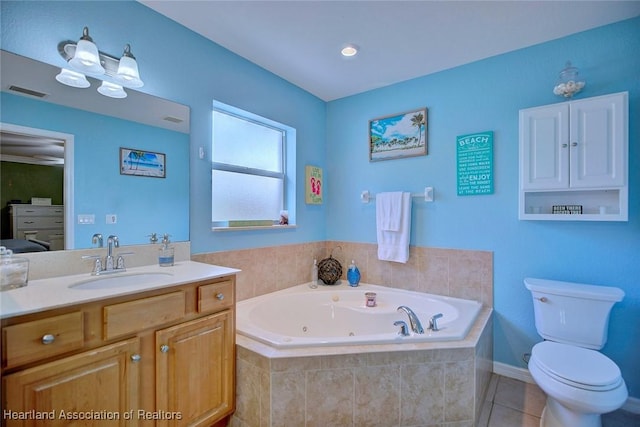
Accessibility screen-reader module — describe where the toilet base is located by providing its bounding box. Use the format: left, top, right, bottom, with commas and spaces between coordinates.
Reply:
541, 397, 602, 427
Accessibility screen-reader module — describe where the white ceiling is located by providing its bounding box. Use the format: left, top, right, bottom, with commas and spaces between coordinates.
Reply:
139, 0, 640, 101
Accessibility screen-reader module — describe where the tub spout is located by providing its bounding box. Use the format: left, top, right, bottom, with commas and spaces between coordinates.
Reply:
397, 306, 424, 334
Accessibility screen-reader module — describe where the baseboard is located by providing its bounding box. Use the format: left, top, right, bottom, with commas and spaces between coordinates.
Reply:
493, 361, 640, 414
493, 361, 535, 384
623, 396, 640, 414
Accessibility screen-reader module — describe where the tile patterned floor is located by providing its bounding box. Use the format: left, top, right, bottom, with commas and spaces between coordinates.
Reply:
479, 374, 640, 427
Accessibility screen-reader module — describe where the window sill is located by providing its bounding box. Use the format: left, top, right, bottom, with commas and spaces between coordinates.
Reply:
212, 224, 297, 232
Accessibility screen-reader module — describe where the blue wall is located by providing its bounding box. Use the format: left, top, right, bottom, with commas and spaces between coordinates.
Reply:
3, 1, 639, 398
326, 17, 640, 397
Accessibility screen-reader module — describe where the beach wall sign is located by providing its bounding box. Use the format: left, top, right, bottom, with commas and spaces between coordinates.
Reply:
456, 131, 493, 196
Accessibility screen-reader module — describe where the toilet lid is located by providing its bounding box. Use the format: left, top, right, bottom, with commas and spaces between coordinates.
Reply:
531, 341, 622, 391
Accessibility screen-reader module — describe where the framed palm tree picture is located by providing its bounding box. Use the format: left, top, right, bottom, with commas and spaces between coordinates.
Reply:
120, 147, 166, 178
369, 108, 427, 161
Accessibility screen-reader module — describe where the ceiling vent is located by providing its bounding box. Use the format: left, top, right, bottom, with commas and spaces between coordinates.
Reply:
163, 116, 183, 124
9, 85, 48, 98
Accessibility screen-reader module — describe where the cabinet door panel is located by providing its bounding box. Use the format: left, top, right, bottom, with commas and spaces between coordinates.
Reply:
570, 93, 626, 188
3, 338, 140, 427
520, 103, 569, 189
156, 311, 234, 427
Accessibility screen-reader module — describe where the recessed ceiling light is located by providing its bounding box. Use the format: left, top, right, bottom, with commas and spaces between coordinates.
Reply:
341, 44, 358, 57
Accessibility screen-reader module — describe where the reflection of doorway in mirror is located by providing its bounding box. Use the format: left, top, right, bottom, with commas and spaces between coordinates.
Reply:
0, 123, 74, 250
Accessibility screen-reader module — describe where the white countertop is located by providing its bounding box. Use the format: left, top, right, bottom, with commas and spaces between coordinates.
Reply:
0, 261, 240, 319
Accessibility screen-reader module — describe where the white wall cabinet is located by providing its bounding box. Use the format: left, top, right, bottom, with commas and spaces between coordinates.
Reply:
519, 92, 628, 221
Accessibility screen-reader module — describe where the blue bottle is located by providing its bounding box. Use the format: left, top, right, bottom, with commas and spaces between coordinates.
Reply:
347, 260, 361, 287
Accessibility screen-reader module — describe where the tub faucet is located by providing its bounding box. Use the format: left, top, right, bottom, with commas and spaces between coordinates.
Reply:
397, 306, 424, 334
429, 313, 444, 331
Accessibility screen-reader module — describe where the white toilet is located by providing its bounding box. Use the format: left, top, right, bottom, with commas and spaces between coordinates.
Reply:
524, 277, 628, 427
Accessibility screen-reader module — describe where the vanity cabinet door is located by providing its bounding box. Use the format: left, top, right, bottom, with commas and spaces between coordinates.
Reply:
3, 337, 140, 427
155, 310, 235, 427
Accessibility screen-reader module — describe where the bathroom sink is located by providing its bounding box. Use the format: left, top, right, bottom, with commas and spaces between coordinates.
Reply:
69, 272, 173, 290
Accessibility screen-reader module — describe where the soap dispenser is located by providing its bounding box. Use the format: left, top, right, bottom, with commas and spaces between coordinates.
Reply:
158, 234, 174, 267
347, 260, 360, 287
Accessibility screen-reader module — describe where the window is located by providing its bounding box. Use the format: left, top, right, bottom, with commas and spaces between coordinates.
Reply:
211, 102, 295, 228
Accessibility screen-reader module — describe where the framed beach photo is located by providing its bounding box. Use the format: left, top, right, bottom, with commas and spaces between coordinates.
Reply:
120, 147, 166, 178
369, 108, 427, 161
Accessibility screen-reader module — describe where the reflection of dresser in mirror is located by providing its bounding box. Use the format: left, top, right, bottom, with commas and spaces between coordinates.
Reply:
9, 204, 64, 250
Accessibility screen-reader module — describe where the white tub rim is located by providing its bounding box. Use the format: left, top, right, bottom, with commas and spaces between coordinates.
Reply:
236, 282, 491, 358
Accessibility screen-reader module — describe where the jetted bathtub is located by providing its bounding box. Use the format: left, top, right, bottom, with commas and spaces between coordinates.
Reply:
236, 282, 482, 348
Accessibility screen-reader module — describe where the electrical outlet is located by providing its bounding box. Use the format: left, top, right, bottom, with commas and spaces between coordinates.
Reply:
77, 214, 95, 224
106, 214, 117, 224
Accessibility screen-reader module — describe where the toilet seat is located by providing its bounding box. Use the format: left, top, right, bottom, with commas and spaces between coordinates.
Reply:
531, 341, 622, 391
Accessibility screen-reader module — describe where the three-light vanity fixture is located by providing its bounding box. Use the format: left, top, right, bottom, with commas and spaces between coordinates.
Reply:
56, 26, 144, 99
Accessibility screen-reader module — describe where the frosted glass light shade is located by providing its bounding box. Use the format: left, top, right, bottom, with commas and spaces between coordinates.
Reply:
97, 81, 127, 98
55, 68, 90, 88
69, 38, 105, 75
114, 54, 143, 88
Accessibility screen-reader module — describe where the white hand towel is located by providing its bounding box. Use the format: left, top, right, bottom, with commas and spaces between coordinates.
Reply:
376, 192, 411, 263
377, 191, 403, 231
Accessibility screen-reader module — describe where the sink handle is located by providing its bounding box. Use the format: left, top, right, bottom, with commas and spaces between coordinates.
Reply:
116, 252, 134, 269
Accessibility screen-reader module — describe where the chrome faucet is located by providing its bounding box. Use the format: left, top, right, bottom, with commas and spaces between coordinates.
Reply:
105, 235, 119, 271
429, 313, 444, 331
397, 306, 424, 334
82, 234, 131, 275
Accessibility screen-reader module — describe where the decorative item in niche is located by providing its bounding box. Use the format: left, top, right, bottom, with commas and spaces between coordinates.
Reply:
369, 108, 427, 161
305, 165, 323, 204
120, 147, 166, 178
456, 131, 494, 196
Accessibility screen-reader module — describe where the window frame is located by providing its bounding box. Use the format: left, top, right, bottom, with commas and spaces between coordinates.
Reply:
211, 101, 295, 230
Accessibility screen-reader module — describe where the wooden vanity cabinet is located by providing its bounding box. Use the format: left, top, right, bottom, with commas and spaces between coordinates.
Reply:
1, 275, 236, 427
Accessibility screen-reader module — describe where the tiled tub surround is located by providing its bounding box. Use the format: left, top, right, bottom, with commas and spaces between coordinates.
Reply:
194, 242, 493, 426
192, 241, 493, 306
232, 309, 492, 427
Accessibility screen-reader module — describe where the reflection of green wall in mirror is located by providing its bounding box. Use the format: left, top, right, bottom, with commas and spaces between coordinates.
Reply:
0, 162, 64, 208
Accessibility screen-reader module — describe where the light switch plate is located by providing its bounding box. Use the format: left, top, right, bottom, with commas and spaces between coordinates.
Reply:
78, 214, 95, 224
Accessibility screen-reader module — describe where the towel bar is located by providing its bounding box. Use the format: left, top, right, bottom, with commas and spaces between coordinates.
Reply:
361, 187, 434, 203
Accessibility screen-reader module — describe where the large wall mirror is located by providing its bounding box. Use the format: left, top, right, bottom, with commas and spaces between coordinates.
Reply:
0, 50, 190, 251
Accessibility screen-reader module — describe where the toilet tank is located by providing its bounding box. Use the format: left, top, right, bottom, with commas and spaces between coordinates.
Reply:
524, 278, 624, 350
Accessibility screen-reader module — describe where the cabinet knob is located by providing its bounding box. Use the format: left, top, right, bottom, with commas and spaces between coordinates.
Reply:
571, 142, 578, 147
160, 344, 170, 353
130, 354, 142, 363
562, 143, 568, 148
535, 297, 548, 303
216, 293, 225, 301
41, 334, 55, 345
